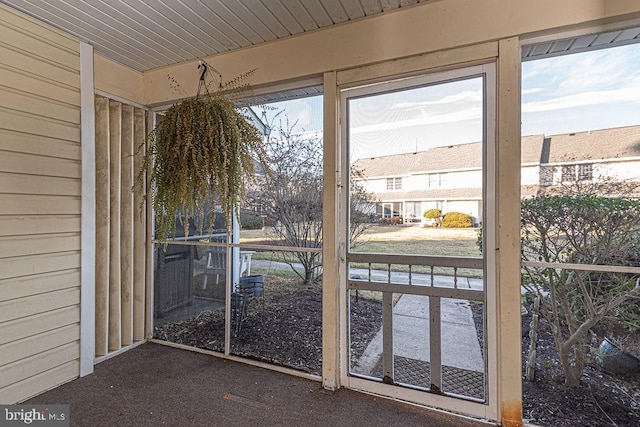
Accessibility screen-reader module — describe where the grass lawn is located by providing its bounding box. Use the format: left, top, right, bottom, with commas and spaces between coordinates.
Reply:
353, 225, 481, 257
241, 224, 480, 255
240, 224, 482, 276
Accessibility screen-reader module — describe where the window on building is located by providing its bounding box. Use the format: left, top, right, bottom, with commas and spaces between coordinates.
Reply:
561, 165, 576, 182
405, 201, 421, 219
578, 164, 593, 181
540, 166, 554, 186
428, 173, 447, 188
386, 177, 402, 190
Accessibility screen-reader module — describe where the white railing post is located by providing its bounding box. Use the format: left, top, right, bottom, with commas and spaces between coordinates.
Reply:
382, 291, 394, 384
429, 296, 442, 393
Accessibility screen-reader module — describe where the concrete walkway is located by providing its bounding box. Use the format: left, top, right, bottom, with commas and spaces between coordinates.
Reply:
354, 295, 484, 376
252, 259, 485, 377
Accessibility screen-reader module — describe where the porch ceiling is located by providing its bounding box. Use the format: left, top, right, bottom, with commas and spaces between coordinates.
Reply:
522, 26, 640, 61
0, 0, 430, 73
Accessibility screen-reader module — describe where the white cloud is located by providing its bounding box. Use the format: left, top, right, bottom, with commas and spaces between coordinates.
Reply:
523, 44, 640, 102
522, 85, 640, 113
522, 88, 544, 95
350, 107, 481, 134
390, 90, 482, 110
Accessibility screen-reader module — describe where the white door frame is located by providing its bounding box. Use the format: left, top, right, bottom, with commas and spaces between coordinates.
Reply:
338, 64, 498, 420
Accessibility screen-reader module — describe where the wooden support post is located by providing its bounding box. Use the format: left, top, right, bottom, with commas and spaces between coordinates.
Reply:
133, 109, 146, 341
94, 96, 109, 357
144, 112, 154, 339
496, 37, 523, 427
120, 105, 134, 347
322, 70, 341, 391
108, 100, 122, 352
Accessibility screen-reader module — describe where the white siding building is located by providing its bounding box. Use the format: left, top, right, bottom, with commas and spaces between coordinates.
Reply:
354, 126, 640, 225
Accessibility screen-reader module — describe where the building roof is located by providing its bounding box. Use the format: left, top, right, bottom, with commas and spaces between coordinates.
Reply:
355, 125, 640, 178
373, 187, 483, 201
522, 126, 640, 165
354, 142, 482, 177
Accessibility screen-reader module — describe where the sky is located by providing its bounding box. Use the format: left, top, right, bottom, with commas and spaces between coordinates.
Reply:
260, 43, 640, 161
521, 43, 640, 137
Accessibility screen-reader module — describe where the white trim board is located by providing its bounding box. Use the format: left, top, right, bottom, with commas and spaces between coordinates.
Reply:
80, 41, 96, 377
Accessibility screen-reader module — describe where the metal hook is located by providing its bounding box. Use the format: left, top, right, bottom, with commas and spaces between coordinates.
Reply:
198, 60, 208, 81
196, 59, 223, 96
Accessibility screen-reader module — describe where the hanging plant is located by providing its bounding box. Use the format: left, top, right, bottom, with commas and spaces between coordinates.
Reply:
135, 65, 270, 243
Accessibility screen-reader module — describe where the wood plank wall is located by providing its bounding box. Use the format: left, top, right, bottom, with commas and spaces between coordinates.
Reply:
0, 6, 81, 403
94, 95, 147, 357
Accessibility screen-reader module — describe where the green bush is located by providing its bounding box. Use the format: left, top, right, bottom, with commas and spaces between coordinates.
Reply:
423, 208, 442, 219
239, 211, 263, 230
521, 194, 640, 386
442, 211, 472, 228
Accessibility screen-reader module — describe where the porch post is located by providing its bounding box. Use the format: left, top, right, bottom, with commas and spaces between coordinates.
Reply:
322, 70, 341, 390
80, 41, 96, 376
496, 37, 523, 427
232, 211, 241, 292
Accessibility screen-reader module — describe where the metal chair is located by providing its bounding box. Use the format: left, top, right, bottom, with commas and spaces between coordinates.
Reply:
201, 244, 226, 290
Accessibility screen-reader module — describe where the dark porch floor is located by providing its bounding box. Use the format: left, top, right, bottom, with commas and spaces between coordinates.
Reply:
27, 343, 491, 426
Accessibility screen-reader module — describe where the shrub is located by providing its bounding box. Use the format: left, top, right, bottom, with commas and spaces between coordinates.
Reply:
380, 216, 403, 225
521, 194, 640, 386
239, 211, 263, 230
423, 208, 442, 219
442, 211, 472, 228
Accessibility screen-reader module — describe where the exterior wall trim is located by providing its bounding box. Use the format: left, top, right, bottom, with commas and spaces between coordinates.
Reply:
80, 41, 96, 377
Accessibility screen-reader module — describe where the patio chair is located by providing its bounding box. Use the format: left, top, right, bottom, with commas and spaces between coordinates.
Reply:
202, 245, 226, 290
201, 245, 255, 290
231, 276, 262, 333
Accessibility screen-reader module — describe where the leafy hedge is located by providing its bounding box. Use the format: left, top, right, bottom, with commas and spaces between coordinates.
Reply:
239, 211, 263, 230
520, 194, 640, 386
442, 211, 472, 228
423, 208, 442, 219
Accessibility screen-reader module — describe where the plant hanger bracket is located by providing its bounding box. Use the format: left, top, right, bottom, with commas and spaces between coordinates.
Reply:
197, 60, 223, 97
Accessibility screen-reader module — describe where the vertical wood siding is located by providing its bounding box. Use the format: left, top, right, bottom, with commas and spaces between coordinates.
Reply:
0, 6, 81, 404
94, 95, 147, 358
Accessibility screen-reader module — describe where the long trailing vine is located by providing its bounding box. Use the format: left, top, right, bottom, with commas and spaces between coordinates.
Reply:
135, 67, 270, 243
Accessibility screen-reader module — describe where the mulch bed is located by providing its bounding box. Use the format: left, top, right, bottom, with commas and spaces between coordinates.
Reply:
470, 300, 640, 426
154, 276, 382, 376
156, 279, 640, 426
520, 303, 640, 427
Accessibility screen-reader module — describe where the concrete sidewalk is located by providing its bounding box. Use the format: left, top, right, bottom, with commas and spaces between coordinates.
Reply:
354, 294, 484, 375
253, 258, 485, 380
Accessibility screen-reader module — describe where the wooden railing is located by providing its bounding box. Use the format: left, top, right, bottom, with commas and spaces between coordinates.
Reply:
347, 252, 485, 400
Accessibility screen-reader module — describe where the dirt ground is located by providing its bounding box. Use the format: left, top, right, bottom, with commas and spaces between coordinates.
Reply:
155, 276, 640, 426
519, 301, 640, 427
154, 276, 381, 376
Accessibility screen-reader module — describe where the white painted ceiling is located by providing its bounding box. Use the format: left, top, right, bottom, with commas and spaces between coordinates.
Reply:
0, 0, 430, 73
2, 0, 638, 82
522, 27, 640, 61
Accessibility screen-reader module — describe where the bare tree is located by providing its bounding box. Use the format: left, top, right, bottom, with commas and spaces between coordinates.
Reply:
350, 166, 377, 249
521, 192, 640, 386
246, 118, 322, 285
248, 117, 375, 285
